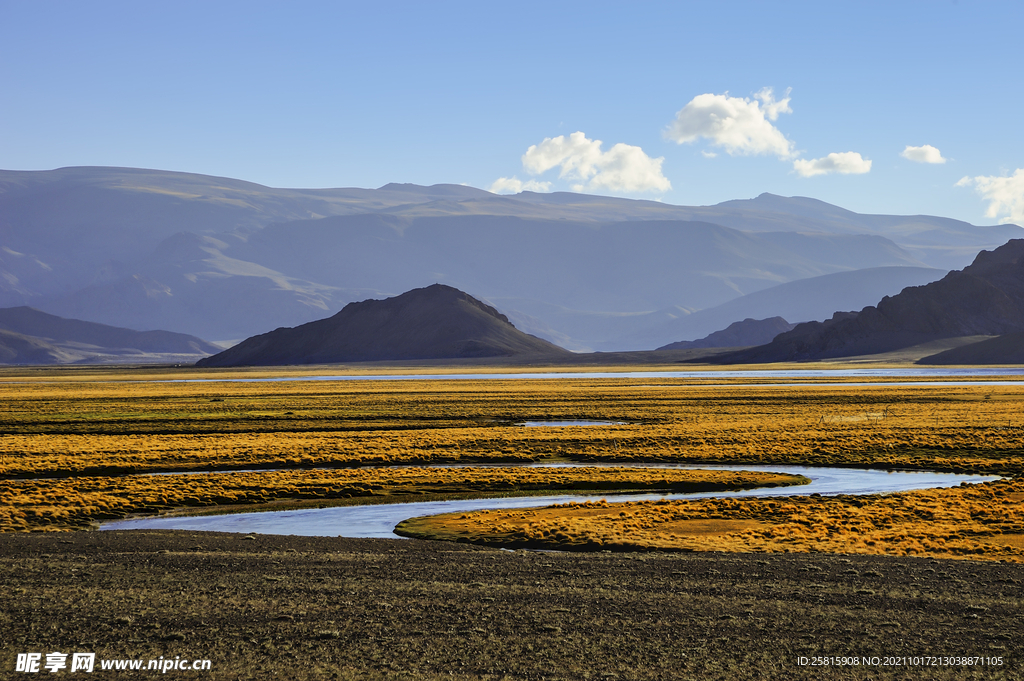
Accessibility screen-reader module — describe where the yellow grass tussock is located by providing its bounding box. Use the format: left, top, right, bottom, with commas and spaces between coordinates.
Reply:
398, 478, 1024, 562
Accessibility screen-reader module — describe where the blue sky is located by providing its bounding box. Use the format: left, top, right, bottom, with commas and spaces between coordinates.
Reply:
2, 1, 1022, 224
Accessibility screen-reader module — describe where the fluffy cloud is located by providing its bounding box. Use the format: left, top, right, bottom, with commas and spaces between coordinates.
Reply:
901, 144, 946, 164
510, 131, 670, 193
665, 87, 795, 158
488, 177, 552, 194
957, 169, 1024, 224
793, 152, 872, 178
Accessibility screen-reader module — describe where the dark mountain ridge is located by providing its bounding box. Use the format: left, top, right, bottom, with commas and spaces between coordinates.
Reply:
0, 329, 79, 365
197, 284, 570, 367
713, 239, 1024, 363
608, 266, 947, 352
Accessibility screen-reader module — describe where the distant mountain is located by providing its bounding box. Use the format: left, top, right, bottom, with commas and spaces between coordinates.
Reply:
0, 306, 220, 364
669, 193, 1022, 270
712, 240, 1024, 363
231, 213, 920, 323
0, 329, 79, 364
2, 167, 1018, 349
34, 213, 925, 344
197, 284, 570, 367
658, 317, 795, 350
607, 266, 948, 351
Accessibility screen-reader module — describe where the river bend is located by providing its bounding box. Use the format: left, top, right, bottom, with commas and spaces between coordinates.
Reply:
101, 463, 999, 539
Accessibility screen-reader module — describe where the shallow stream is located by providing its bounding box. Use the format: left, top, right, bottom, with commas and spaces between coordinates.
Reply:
101, 463, 999, 539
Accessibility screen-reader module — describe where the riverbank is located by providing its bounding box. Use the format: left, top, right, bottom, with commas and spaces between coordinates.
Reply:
396, 477, 1024, 561
0, 467, 808, 532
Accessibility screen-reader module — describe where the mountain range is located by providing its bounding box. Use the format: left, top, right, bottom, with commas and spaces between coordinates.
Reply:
611, 265, 947, 351
0, 306, 220, 364
2, 166, 1019, 351
711, 240, 1024, 363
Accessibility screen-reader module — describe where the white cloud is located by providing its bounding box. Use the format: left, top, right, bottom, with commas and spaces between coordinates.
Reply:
701, 150, 718, 159
582, 142, 672, 193
522, 131, 603, 179
516, 131, 670, 193
665, 87, 795, 158
956, 169, 1024, 224
901, 144, 946, 164
793, 152, 872, 178
488, 176, 552, 194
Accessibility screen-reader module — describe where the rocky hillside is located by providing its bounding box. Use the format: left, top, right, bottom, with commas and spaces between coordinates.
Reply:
712, 240, 1024, 362
197, 285, 570, 366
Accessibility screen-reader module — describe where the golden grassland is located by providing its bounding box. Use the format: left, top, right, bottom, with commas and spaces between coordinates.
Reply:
2, 364, 1024, 561
397, 478, 1024, 562
0, 467, 805, 531
3, 373, 1024, 477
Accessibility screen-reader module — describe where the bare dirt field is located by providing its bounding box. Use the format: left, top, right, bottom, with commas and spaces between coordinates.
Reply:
1, 531, 1019, 680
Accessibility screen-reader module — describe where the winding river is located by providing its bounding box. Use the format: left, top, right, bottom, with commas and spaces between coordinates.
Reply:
101, 463, 999, 539
101, 368, 1015, 539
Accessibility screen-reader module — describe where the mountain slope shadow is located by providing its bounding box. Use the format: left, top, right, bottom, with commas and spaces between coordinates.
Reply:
706, 239, 1024, 363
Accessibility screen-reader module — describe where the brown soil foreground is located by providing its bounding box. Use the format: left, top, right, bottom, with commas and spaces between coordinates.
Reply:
1, 531, 1019, 680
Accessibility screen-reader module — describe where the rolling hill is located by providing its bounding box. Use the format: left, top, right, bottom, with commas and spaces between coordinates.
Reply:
196, 284, 570, 367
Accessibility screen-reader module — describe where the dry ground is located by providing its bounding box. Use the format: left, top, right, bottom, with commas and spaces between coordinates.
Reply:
1, 531, 1019, 680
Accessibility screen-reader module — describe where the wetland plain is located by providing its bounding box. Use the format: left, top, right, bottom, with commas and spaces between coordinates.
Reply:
2, 363, 1022, 678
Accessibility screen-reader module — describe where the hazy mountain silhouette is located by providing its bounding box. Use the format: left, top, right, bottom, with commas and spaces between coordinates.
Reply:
0, 330, 79, 364
606, 266, 947, 352
228, 214, 921, 333
658, 317, 795, 350
711, 240, 1024, 363
197, 284, 570, 367
3, 167, 1019, 349
0, 306, 219, 364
